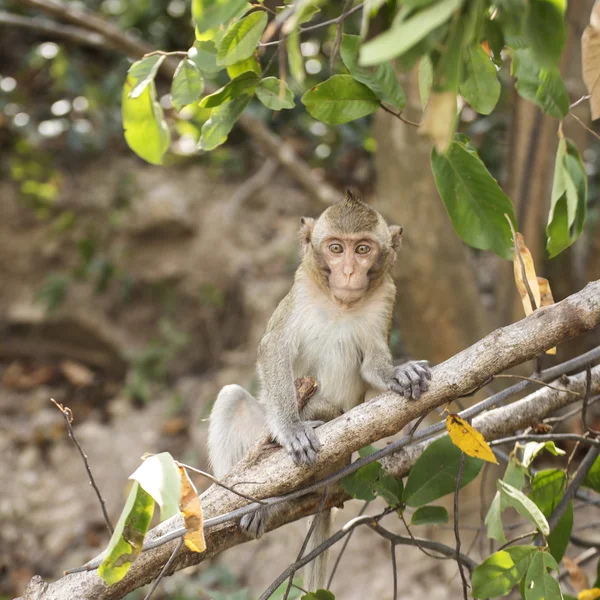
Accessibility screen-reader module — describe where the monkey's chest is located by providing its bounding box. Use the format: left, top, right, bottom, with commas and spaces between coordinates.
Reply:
293, 322, 367, 414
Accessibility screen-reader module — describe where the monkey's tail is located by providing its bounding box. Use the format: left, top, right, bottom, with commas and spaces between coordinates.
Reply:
304, 508, 333, 592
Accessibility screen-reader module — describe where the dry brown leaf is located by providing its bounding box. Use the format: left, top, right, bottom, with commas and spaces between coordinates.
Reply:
538, 277, 556, 354
563, 556, 589, 593
418, 91, 457, 153
582, 2, 600, 120
513, 232, 542, 315
60, 359, 94, 387
178, 466, 206, 553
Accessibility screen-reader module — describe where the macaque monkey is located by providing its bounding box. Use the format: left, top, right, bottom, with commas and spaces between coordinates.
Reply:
208, 191, 431, 590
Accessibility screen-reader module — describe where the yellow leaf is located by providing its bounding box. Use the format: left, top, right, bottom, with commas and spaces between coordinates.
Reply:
445, 414, 498, 464
579, 589, 600, 600
179, 466, 206, 553
538, 277, 556, 355
513, 232, 542, 315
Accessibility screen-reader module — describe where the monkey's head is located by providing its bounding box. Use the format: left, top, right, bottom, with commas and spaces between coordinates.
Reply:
299, 191, 402, 305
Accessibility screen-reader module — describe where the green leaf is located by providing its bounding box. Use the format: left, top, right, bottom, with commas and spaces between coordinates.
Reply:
360, 0, 463, 66
98, 481, 154, 584
192, 0, 248, 34
373, 470, 403, 507
199, 71, 259, 108
171, 59, 204, 111
217, 11, 268, 67
410, 506, 449, 525
485, 493, 506, 542
497, 480, 550, 535
199, 95, 250, 150
340, 34, 405, 110
122, 76, 170, 166
586, 455, 600, 494
341, 461, 382, 501
287, 28, 305, 85
128, 55, 166, 99
547, 138, 588, 257
511, 49, 568, 119
521, 441, 566, 468
524, 0, 566, 68
524, 550, 562, 600
403, 436, 483, 507
129, 452, 181, 521
594, 556, 600, 588
430, 138, 516, 260
189, 40, 222, 74
460, 43, 501, 115
227, 55, 260, 78
301, 75, 380, 125
548, 502, 572, 563
472, 546, 537, 599
358, 445, 379, 457
419, 55, 433, 107
302, 590, 335, 600
256, 77, 295, 110
503, 461, 528, 490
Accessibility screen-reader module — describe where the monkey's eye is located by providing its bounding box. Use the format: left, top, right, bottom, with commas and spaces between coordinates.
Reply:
329, 243, 343, 254
356, 244, 371, 255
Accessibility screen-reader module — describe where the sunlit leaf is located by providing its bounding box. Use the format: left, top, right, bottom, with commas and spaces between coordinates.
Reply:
189, 40, 222, 74
227, 55, 261, 78
579, 590, 600, 600
130, 452, 181, 521
472, 546, 537, 599
199, 95, 250, 150
128, 55, 166, 99
301, 590, 335, 600
192, 0, 248, 34
301, 75, 380, 124
122, 76, 170, 165
217, 11, 268, 67
256, 77, 295, 110
199, 71, 259, 108
360, 0, 462, 66
521, 441, 565, 468
98, 481, 154, 584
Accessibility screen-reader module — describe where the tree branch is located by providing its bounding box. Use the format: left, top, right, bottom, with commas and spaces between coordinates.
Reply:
18, 280, 600, 600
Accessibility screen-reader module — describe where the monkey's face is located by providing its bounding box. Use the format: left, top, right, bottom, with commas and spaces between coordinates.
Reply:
319, 235, 381, 304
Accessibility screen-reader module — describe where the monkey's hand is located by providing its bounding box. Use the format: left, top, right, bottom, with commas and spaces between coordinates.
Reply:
389, 360, 432, 400
275, 420, 322, 465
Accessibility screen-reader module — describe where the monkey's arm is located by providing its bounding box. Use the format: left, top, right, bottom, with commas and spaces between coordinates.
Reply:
257, 299, 321, 465
361, 340, 431, 400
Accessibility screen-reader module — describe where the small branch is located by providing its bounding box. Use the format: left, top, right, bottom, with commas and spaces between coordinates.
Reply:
177, 462, 268, 505
257, 514, 375, 600
490, 433, 600, 450
570, 94, 591, 109
379, 103, 421, 128
368, 524, 477, 573
142, 50, 187, 58
327, 501, 370, 588
51, 399, 113, 535
390, 541, 398, 600
329, 0, 353, 74
497, 530, 536, 551
454, 453, 469, 600
398, 511, 445, 560
493, 373, 582, 397
142, 538, 184, 600
568, 112, 600, 142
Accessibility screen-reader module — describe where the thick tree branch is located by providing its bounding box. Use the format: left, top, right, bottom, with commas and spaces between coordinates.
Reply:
7, 0, 340, 206
18, 280, 600, 599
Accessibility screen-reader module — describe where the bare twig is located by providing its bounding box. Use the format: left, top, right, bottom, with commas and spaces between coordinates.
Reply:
568, 111, 600, 142
493, 373, 582, 397
490, 433, 600, 450
390, 541, 398, 600
368, 523, 477, 572
327, 501, 370, 588
176, 462, 267, 505
570, 94, 591, 109
398, 511, 445, 560
281, 489, 328, 600
497, 530, 536, 551
329, 0, 353, 74
142, 538, 184, 600
379, 103, 421, 128
454, 453, 469, 600
51, 399, 113, 535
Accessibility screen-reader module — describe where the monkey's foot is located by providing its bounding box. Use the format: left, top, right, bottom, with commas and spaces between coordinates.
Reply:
240, 508, 267, 539
277, 420, 322, 465
389, 360, 432, 400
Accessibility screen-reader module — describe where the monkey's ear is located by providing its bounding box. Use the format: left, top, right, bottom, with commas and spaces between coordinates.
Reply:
389, 225, 403, 261
299, 217, 314, 256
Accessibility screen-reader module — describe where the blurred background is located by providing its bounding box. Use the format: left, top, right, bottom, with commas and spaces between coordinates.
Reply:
1, 1, 600, 599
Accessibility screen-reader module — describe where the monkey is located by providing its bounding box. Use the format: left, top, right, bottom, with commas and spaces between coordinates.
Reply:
208, 191, 431, 591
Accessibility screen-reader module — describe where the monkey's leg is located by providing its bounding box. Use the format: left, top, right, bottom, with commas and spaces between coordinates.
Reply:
208, 384, 265, 479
